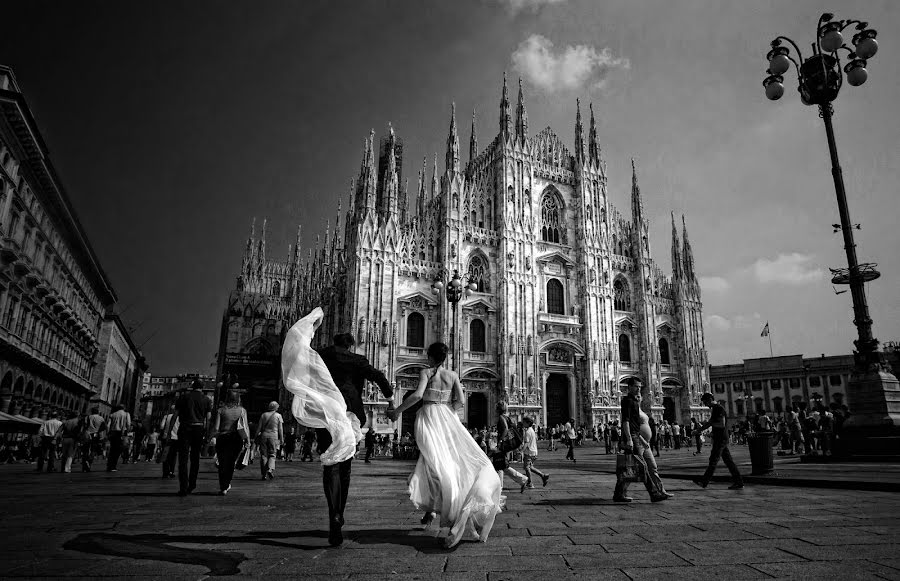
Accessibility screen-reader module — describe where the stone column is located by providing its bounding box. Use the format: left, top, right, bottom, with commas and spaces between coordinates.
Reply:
0, 393, 11, 415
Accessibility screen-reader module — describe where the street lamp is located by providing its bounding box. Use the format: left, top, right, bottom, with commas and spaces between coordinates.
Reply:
763, 13, 899, 450
431, 269, 478, 372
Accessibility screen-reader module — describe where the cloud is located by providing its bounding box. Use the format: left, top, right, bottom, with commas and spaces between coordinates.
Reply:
511, 34, 630, 93
496, 0, 567, 14
751, 252, 823, 285
699, 276, 730, 292
705, 315, 732, 332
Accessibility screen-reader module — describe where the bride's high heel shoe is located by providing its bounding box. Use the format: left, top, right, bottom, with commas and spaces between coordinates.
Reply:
421, 511, 436, 526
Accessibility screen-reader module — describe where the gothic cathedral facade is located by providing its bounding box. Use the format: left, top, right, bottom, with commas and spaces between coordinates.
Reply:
219, 76, 710, 431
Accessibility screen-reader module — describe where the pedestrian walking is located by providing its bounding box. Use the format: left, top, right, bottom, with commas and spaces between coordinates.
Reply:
492, 400, 529, 492
105, 404, 131, 472
59, 411, 83, 473
81, 407, 105, 472
649, 416, 660, 457
282, 312, 395, 547
283, 427, 297, 462
175, 380, 211, 496
613, 379, 673, 503
520, 416, 549, 492
364, 428, 375, 463
564, 418, 577, 463
212, 389, 250, 495
693, 392, 744, 490
35, 412, 62, 472
143, 429, 159, 462
300, 429, 315, 462
690, 417, 703, 456
255, 402, 284, 480
159, 405, 179, 478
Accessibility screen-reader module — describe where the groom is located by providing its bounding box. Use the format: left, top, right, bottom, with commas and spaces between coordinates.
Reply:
317, 332, 393, 546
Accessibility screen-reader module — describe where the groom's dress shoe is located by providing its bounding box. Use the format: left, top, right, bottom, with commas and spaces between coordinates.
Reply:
328, 516, 343, 546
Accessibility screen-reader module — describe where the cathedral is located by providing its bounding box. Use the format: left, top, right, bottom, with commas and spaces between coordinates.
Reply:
217, 75, 710, 433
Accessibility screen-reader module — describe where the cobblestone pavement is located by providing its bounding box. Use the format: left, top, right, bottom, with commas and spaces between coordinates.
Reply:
2, 444, 899, 580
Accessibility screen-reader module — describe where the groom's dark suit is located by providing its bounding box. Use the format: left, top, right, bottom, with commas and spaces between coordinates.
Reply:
316, 344, 393, 545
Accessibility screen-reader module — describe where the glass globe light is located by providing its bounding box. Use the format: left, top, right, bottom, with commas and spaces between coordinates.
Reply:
769, 53, 791, 75
434, 281, 443, 290
846, 64, 868, 86
855, 36, 878, 59
451, 278, 461, 288
468, 282, 478, 291
763, 76, 784, 100
820, 28, 844, 52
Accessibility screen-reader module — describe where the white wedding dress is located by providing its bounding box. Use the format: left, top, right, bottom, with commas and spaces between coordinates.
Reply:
406, 373, 502, 548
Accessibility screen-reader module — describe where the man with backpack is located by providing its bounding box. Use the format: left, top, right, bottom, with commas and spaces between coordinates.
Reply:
492, 400, 528, 491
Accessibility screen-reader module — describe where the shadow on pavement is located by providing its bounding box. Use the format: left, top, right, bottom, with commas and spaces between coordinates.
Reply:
348, 528, 449, 553
63, 529, 334, 576
533, 498, 624, 506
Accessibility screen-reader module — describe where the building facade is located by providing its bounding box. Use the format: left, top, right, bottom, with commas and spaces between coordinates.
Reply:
91, 312, 147, 417
710, 349, 900, 424
0, 65, 121, 420
219, 77, 710, 432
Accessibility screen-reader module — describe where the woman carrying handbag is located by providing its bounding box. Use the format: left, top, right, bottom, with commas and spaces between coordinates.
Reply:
212, 390, 250, 495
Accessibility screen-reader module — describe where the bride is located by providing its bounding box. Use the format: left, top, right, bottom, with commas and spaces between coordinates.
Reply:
387, 342, 502, 548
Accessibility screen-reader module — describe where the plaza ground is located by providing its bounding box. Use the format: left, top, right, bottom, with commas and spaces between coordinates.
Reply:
1, 442, 899, 580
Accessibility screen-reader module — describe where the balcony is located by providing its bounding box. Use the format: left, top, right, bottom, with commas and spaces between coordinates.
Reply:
0, 237, 20, 265
463, 351, 495, 363
398, 346, 425, 358
538, 312, 580, 325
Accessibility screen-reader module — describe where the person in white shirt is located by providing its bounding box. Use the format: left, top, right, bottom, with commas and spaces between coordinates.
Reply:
35, 412, 63, 472
520, 416, 550, 493
158, 405, 179, 478
106, 404, 132, 472
564, 418, 577, 462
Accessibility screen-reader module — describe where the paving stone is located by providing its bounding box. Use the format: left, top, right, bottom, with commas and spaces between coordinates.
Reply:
564, 551, 689, 569
446, 554, 567, 571
751, 560, 894, 579
623, 564, 770, 580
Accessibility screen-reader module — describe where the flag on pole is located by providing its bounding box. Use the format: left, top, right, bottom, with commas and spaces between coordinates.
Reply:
761, 322, 770, 337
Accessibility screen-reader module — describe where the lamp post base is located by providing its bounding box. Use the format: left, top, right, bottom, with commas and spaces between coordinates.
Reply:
837, 367, 900, 457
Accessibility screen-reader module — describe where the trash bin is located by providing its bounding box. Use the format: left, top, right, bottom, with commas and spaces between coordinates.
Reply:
747, 431, 775, 475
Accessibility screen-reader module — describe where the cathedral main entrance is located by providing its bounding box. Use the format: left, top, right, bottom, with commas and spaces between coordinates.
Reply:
663, 395, 676, 424
546, 373, 569, 427
467, 392, 488, 429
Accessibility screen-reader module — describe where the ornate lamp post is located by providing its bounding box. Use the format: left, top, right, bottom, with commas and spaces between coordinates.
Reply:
763, 13, 899, 452
431, 269, 477, 373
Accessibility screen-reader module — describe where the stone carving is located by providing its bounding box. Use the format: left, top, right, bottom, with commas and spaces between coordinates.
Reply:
451, 242, 457, 258
507, 252, 514, 268
526, 335, 533, 355
548, 347, 571, 363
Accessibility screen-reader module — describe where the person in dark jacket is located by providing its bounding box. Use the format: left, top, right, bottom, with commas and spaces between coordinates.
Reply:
693, 392, 744, 490
316, 332, 393, 546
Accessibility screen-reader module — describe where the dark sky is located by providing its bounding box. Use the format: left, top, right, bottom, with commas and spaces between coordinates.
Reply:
2, 0, 898, 374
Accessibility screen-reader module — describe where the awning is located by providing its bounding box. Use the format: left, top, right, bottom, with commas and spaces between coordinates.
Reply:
0, 411, 41, 434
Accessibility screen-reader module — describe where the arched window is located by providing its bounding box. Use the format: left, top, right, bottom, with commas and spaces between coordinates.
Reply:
541, 194, 562, 243
658, 338, 670, 365
406, 312, 425, 348
468, 255, 489, 292
272, 281, 280, 296
613, 279, 631, 311
618, 334, 631, 362
546, 279, 564, 314
470, 319, 486, 353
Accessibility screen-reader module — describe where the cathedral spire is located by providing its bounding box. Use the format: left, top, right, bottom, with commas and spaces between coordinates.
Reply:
417, 156, 427, 219
469, 107, 477, 163
682, 215, 696, 282
574, 98, 585, 165
515, 77, 528, 146
500, 71, 511, 143
346, 178, 355, 220
588, 102, 600, 166
400, 178, 409, 223
246, 217, 256, 254
258, 218, 267, 261
358, 129, 377, 212
293, 224, 302, 266
431, 153, 438, 199
630, 159, 644, 226
382, 122, 399, 216
671, 212, 683, 280
446, 102, 460, 174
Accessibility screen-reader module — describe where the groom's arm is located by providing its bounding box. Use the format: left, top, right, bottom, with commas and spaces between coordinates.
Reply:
361, 360, 393, 398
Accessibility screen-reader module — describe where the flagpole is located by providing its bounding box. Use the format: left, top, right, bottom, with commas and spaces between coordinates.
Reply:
768, 330, 774, 358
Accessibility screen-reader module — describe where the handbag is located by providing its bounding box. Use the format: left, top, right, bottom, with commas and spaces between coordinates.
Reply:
615, 452, 648, 483
491, 451, 509, 471
235, 445, 251, 470
499, 415, 523, 453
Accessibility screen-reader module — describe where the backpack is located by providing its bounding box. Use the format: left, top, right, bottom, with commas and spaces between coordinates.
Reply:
499, 415, 523, 453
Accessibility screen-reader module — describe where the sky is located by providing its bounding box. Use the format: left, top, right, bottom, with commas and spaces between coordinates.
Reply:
1, 0, 898, 374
